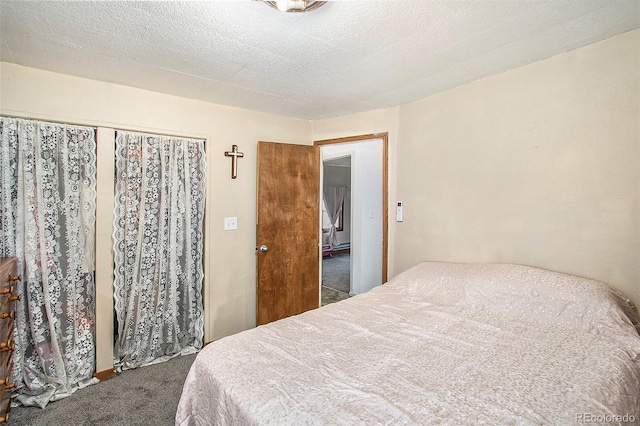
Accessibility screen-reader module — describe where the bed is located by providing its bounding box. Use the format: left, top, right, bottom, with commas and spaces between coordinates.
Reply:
175, 262, 640, 425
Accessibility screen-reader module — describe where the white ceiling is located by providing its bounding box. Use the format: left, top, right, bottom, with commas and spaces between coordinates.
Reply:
1, 1, 638, 120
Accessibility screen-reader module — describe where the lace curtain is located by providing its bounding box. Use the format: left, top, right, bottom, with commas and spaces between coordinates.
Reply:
0, 117, 97, 408
113, 131, 205, 371
323, 187, 345, 248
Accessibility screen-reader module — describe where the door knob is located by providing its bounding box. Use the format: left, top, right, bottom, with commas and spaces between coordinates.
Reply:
259, 245, 268, 252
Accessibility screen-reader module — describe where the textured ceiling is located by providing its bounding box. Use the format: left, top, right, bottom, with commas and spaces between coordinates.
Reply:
1, 1, 638, 120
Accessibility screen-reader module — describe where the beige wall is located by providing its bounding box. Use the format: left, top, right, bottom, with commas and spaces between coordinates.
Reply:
0, 63, 312, 371
394, 29, 639, 307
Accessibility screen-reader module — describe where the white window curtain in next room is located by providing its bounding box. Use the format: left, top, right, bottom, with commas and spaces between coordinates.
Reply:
0, 117, 97, 408
323, 187, 345, 248
113, 131, 206, 371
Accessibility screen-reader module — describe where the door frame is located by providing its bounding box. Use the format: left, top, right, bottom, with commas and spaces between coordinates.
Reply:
314, 132, 388, 283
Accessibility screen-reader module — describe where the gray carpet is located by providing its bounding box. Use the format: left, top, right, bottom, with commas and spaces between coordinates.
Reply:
322, 252, 350, 293
321, 252, 351, 306
321, 286, 350, 306
8, 353, 196, 425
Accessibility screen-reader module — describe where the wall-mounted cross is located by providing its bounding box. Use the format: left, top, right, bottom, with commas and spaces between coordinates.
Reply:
224, 144, 244, 179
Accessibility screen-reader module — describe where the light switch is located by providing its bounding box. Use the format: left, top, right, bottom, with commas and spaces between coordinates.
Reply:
224, 217, 238, 230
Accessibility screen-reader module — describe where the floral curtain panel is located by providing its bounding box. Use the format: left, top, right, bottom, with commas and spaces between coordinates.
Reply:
113, 131, 206, 371
0, 117, 97, 408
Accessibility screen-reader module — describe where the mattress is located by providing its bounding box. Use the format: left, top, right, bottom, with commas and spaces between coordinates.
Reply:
176, 262, 640, 425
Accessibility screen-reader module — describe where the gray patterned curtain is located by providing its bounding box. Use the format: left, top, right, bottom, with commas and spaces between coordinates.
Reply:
0, 116, 97, 408
113, 131, 205, 371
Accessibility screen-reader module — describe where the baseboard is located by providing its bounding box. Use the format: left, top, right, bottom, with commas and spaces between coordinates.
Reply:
332, 248, 350, 255
93, 347, 204, 382
93, 367, 116, 381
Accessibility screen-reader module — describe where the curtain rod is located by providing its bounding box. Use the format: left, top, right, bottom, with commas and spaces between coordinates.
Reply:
0, 113, 208, 143
1, 113, 95, 130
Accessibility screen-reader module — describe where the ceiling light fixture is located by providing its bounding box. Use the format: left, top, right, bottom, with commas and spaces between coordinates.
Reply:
263, 0, 326, 12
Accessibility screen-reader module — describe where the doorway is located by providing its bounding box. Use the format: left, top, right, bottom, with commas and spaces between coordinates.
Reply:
321, 156, 352, 306
315, 133, 388, 305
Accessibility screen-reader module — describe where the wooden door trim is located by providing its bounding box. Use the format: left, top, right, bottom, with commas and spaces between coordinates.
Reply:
314, 133, 389, 282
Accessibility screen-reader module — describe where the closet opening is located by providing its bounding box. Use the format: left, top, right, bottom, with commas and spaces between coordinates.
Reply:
111, 130, 206, 371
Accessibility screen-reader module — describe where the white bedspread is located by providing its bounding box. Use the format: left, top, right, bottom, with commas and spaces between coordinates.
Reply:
176, 263, 640, 425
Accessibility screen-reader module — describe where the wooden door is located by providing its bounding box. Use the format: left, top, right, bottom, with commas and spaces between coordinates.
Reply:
256, 141, 320, 325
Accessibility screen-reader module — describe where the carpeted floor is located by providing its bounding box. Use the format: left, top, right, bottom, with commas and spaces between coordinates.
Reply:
321, 286, 350, 306
321, 252, 351, 306
322, 252, 350, 293
8, 353, 196, 425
